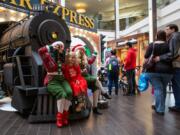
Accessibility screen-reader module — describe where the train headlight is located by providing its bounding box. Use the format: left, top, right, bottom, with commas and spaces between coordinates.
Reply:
51, 32, 58, 39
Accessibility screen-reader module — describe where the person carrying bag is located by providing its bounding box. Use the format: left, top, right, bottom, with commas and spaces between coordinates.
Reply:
138, 43, 155, 92
140, 30, 173, 115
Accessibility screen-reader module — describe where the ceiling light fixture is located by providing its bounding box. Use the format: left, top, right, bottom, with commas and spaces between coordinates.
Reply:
76, 8, 86, 13
75, 3, 87, 14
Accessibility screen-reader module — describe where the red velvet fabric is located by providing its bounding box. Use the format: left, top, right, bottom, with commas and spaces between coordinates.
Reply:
62, 64, 87, 96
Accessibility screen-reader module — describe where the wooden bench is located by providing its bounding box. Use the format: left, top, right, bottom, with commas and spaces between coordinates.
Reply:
12, 86, 91, 123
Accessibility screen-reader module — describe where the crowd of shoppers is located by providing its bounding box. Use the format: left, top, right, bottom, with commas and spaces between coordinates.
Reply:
103, 23, 180, 115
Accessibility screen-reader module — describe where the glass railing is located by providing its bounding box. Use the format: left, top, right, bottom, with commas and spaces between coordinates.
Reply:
126, 15, 148, 28
98, 14, 148, 31
97, 0, 177, 31
157, 0, 176, 9
98, 20, 115, 31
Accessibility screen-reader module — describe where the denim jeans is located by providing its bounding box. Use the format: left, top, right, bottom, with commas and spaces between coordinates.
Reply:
108, 73, 119, 95
126, 69, 136, 94
172, 68, 180, 108
146, 73, 173, 112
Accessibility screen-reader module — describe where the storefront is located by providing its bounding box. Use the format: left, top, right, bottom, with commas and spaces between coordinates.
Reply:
107, 33, 149, 79
107, 33, 149, 67
0, 0, 101, 67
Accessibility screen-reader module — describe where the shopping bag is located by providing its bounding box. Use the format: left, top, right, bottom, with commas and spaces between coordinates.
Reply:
138, 73, 149, 92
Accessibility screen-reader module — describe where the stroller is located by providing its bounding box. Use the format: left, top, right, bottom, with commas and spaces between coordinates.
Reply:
119, 64, 128, 95
97, 67, 109, 109
119, 65, 141, 95
97, 67, 108, 87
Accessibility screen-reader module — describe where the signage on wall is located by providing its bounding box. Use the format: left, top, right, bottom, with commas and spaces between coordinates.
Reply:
0, 0, 96, 32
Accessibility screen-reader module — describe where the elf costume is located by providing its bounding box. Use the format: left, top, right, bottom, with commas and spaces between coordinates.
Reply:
38, 41, 72, 128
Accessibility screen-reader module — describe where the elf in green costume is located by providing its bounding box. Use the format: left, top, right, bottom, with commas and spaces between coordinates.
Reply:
38, 41, 72, 128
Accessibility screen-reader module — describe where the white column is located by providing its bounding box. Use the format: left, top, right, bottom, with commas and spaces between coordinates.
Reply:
114, 0, 120, 39
148, 0, 157, 42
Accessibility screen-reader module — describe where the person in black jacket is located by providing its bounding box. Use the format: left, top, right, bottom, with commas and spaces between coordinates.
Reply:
145, 30, 173, 115
154, 24, 180, 112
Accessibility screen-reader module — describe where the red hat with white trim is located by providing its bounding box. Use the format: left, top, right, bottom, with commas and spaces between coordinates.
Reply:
71, 44, 85, 53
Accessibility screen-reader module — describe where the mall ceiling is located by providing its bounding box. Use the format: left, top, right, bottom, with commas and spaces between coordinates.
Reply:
66, 0, 148, 21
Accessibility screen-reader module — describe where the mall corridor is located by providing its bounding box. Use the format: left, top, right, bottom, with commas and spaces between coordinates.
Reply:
0, 91, 180, 135
0, 0, 180, 135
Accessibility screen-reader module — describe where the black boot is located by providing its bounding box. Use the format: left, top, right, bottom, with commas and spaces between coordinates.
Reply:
101, 93, 112, 99
93, 107, 102, 115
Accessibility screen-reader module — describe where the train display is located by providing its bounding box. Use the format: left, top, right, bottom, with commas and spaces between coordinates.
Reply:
0, 12, 91, 122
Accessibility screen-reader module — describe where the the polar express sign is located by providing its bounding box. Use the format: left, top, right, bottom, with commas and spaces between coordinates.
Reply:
0, 0, 96, 32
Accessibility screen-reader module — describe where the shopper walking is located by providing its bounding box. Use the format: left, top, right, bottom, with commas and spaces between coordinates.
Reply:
154, 24, 180, 112
145, 30, 173, 115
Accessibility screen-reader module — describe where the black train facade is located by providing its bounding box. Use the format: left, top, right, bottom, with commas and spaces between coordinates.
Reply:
0, 12, 91, 122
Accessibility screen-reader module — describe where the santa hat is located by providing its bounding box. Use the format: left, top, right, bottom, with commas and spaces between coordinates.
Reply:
71, 44, 85, 53
51, 41, 64, 48
71, 44, 98, 57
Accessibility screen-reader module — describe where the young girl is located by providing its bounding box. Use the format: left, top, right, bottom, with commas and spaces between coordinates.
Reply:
62, 52, 88, 112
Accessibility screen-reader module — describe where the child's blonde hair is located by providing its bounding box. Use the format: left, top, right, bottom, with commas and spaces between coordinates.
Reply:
76, 50, 87, 66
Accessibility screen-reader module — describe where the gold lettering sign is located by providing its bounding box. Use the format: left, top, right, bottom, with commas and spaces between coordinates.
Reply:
19, 0, 32, 10
78, 14, 85, 26
62, 7, 70, 20
61, 7, 95, 29
69, 10, 77, 24
53, 5, 61, 16
1, 0, 95, 30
